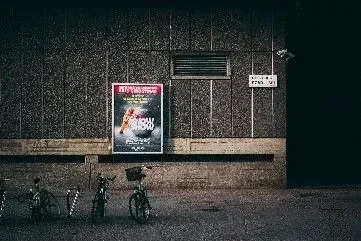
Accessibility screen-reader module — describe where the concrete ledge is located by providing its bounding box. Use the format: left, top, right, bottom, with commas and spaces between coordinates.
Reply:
0, 138, 285, 155
0, 138, 111, 155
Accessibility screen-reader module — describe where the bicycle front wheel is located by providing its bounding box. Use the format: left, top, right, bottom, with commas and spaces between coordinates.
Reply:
129, 192, 150, 224
39, 190, 61, 220
91, 192, 105, 223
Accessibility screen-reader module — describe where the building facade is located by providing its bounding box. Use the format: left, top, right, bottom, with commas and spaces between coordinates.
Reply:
0, 7, 286, 190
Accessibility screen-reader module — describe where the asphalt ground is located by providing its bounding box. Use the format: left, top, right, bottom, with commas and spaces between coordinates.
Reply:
0, 188, 361, 241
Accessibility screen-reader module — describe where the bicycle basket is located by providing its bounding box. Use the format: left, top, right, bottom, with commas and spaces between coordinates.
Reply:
125, 167, 142, 181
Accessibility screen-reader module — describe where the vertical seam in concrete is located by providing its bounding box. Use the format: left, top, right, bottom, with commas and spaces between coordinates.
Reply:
210, 9, 213, 51
190, 80, 193, 138
63, 9, 67, 138
20, 52, 23, 138
210, 79, 213, 137
231, 52, 234, 137
169, 10, 172, 51
126, 52, 129, 83
169, 10, 172, 138
88, 162, 92, 191
251, 11, 254, 138
85, 52, 88, 138
271, 8, 275, 132
105, 51, 109, 138
169, 80, 172, 138
148, 9, 151, 51
42, 9, 45, 138
251, 87, 254, 138
126, 10, 129, 83
189, 10, 192, 50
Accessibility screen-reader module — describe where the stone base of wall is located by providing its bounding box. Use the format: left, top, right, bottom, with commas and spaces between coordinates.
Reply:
0, 138, 286, 190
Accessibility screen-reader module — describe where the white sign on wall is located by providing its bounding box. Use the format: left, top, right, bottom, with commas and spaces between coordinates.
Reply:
249, 75, 277, 87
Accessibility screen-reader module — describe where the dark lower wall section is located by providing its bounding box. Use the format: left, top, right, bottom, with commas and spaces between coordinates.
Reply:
0, 138, 286, 189
0, 159, 285, 191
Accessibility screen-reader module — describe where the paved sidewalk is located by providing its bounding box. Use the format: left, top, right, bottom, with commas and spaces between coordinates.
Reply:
1, 188, 361, 241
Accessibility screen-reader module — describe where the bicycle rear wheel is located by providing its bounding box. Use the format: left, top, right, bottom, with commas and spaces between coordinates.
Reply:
91, 192, 105, 223
129, 192, 150, 224
39, 190, 61, 220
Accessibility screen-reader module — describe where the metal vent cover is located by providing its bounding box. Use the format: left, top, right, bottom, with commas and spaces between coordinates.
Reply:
172, 54, 230, 79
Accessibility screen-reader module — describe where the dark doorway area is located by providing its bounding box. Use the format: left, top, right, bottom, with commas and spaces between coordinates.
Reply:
286, 1, 361, 187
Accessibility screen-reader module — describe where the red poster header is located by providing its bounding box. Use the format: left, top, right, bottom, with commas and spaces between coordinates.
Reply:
114, 85, 162, 95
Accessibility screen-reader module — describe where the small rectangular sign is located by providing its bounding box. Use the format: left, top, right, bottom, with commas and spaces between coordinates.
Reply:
112, 83, 163, 154
249, 75, 277, 87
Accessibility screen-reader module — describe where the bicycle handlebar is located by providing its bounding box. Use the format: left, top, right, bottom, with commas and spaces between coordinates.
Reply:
96, 173, 117, 181
135, 164, 166, 170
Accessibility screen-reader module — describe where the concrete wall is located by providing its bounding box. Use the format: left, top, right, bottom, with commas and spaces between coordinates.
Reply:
0, 7, 287, 189
0, 138, 286, 189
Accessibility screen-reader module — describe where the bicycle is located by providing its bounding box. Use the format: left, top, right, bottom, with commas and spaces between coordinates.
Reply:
125, 165, 153, 224
17, 177, 61, 223
0, 178, 10, 218
91, 172, 116, 223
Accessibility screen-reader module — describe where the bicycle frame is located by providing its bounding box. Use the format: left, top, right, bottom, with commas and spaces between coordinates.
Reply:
126, 166, 153, 224
20, 178, 61, 222
91, 173, 116, 223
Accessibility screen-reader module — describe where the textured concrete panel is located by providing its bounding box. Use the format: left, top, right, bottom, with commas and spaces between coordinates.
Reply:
19, 9, 44, 50
273, 54, 286, 137
43, 50, 65, 139
211, 9, 229, 51
190, 9, 211, 51
64, 50, 86, 138
128, 51, 148, 83
86, 51, 107, 138
150, 9, 170, 50
107, 51, 128, 138
149, 51, 169, 84
0, 51, 22, 139
163, 83, 170, 139
212, 80, 232, 137
0, 9, 21, 49
107, 9, 128, 51
273, 20, 286, 52
44, 9, 65, 50
252, 9, 272, 51
170, 9, 190, 51
231, 52, 252, 137
191, 80, 211, 137
252, 8, 272, 25
66, 8, 106, 50
21, 51, 43, 139
129, 8, 149, 50
212, 9, 252, 51
170, 80, 191, 137
253, 52, 273, 137
252, 24, 272, 51
230, 9, 252, 51
65, 9, 88, 50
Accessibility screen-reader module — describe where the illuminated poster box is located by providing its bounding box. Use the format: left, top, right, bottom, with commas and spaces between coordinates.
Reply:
112, 83, 163, 154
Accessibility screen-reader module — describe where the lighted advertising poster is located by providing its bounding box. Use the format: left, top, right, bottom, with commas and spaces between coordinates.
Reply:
112, 83, 163, 154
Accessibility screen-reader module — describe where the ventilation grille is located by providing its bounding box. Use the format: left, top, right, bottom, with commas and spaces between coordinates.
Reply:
173, 55, 228, 76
